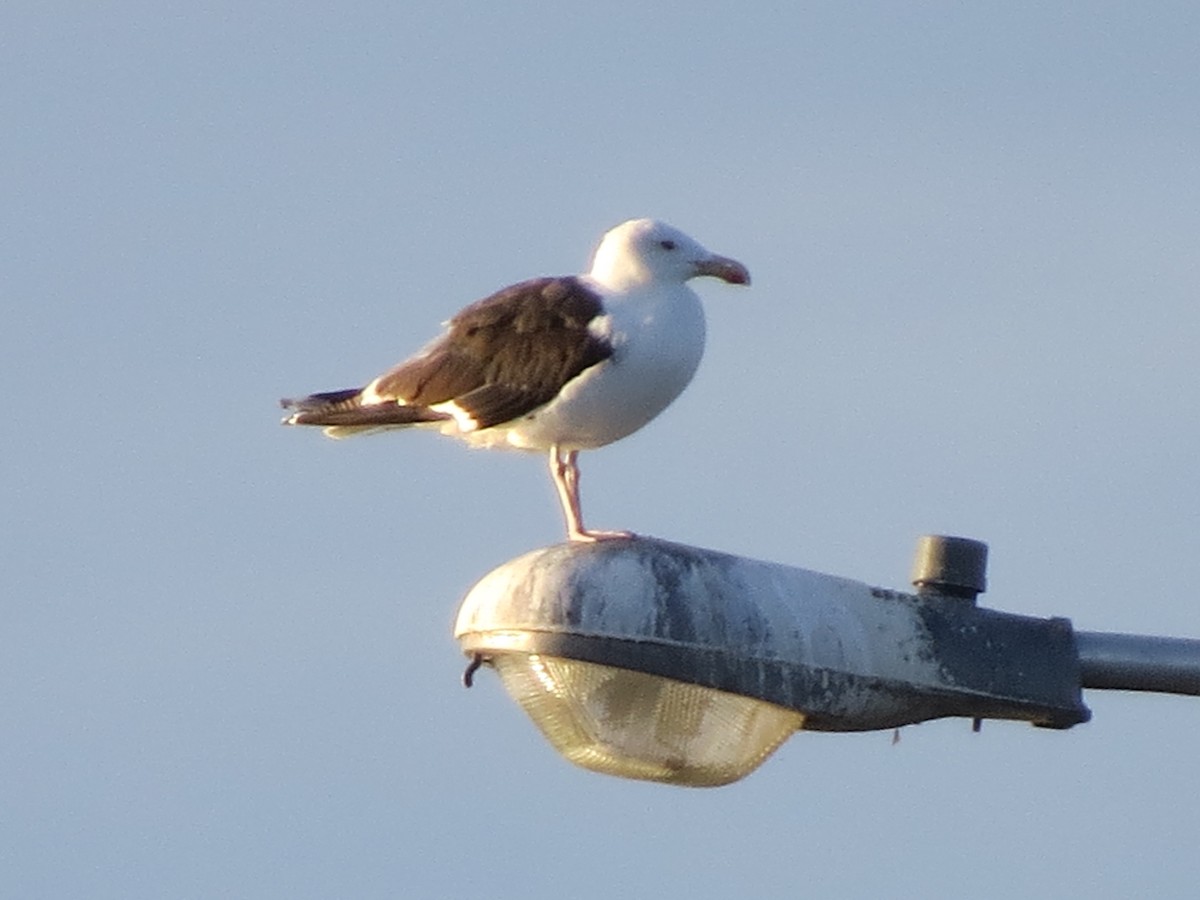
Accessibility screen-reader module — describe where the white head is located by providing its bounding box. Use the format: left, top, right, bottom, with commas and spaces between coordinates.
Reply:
588, 218, 751, 292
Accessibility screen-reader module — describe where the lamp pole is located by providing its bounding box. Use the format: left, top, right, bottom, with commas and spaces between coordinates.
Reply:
1075, 632, 1200, 695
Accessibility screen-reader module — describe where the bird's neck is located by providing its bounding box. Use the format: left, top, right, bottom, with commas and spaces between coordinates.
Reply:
588, 255, 660, 292
592, 267, 690, 296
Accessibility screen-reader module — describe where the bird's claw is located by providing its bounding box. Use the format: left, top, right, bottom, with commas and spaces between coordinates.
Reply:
568, 528, 636, 543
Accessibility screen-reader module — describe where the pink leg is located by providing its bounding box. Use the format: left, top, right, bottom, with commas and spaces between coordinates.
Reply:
548, 447, 633, 542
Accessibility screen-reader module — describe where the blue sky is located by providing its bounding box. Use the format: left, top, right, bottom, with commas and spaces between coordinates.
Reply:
4, 3, 1199, 897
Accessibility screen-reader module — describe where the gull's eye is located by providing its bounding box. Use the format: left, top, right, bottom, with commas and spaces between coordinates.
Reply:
659, 239, 677, 251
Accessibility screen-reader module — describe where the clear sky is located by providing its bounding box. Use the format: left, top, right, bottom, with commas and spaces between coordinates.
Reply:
4, 3, 1199, 897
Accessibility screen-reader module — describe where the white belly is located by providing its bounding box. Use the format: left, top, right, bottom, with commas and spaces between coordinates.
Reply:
489, 284, 707, 452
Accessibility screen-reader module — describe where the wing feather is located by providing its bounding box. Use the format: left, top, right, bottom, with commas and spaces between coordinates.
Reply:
368, 276, 612, 429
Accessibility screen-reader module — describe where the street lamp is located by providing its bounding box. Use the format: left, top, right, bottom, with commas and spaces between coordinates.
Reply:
454, 535, 1200, 787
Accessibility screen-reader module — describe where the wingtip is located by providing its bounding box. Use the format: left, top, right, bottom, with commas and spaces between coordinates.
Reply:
279, 397, 302, 426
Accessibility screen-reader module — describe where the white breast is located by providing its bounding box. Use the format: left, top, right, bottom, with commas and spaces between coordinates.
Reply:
498, 282, 707, 452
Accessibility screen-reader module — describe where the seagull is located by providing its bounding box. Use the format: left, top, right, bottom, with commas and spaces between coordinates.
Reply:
281, 218, 750, 541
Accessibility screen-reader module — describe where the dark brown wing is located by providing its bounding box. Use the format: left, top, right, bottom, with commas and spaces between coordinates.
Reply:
280, 388, 449, 428
368, 276, 613, 429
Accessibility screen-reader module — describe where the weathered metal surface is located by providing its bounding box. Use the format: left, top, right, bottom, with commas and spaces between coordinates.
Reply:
455, 537, 1091, 731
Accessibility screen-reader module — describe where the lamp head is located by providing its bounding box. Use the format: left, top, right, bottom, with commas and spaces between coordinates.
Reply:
455, 537, 1089, 786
